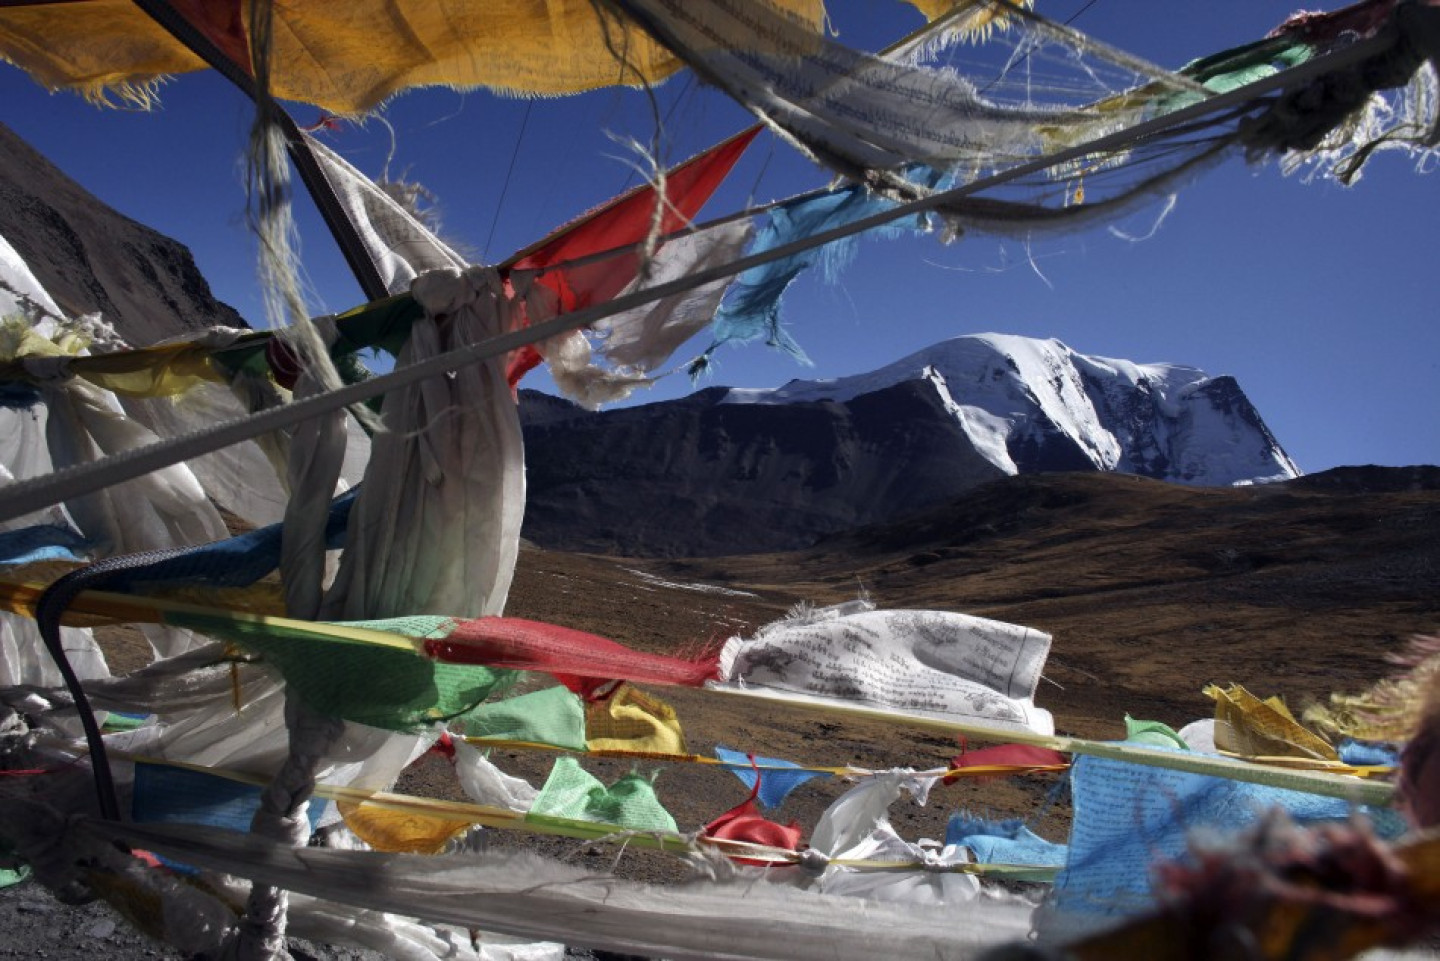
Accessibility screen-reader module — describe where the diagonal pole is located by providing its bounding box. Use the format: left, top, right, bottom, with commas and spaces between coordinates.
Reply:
130, 0, 389, 302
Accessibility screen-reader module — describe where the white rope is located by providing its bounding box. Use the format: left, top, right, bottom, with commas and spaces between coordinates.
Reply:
236, 692, 346, 960
0, 28, 1393, 528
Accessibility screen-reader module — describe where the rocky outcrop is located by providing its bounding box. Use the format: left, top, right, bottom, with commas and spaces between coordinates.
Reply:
0, 121, 246, 342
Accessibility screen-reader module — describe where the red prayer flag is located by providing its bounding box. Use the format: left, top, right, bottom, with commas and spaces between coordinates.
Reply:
704, 798, 803, 863
945, 743, 1069, 784
168, 0, 252, 76
424, 616, 722, 698
500, 127, 760, 386
703, 753, 803, 864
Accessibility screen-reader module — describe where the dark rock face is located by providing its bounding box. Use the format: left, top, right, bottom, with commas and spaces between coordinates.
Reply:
520, 380, 1008, 557
1005, 410, 1101, 475
517, 336, 1301, 558
0, 121, 246, 343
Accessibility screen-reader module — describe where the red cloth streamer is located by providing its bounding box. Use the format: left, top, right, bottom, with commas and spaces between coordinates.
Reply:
500, 128, 760, 387
704, 798, 803, 864
265, 336, 304, 390
301, 114, 345, 134
424, 617, 722, 698
426, 731, 457, 762
703, 754, 803, 865
945, 743, 1069, 784
131, 850, 165, 870
1270, 0, 1398, 43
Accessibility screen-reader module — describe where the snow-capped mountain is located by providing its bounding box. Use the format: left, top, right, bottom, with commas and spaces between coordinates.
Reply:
521, 335, 1298, 556
721, 334, 1300, 487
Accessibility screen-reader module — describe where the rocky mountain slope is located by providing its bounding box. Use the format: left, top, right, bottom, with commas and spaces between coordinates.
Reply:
0, 121, 245, 342
520, 335, 1299, 556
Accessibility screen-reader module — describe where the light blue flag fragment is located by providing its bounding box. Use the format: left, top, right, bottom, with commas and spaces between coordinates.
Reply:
0, 524, 90, 567
133, 761, 327, 832
132, 762, 324, 873
691, 178, 936, 375
1045, 747, 1392, 937
714, 744, 825, 810
1339, 738, 1400, 767
946, 813, 1067, 867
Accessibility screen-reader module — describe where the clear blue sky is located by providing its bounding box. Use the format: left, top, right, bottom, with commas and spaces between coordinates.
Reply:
2, 1, 1436, 473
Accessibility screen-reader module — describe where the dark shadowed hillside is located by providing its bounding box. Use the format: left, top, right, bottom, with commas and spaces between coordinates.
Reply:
0, 121, 246, 342
519, 381, 1007, 556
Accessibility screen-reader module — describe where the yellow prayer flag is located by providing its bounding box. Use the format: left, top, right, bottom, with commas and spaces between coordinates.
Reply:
1205, 682, 1339, 763
586, 684, 687, 755
0, 0, 826, 114
338, 800, 471, 855
903, 0, 1032, 34
70, 342, 226, 397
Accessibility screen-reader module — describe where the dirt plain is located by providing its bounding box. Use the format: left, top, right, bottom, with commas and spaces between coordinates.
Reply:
432, 467, 1440, 881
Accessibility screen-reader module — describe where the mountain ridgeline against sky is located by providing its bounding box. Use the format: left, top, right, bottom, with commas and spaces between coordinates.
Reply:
1, 117, 1298, 561
520, 335, 1300, 556
0, 122, 245, 343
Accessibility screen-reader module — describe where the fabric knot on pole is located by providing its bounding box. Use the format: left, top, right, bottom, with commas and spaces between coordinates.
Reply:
797, 848, 830, 873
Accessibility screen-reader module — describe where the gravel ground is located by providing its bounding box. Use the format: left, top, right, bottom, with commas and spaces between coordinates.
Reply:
0, 877, 176, 960
0, 876, 389, 961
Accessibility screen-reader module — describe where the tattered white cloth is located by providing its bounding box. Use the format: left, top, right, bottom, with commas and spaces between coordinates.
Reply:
716, 601, 1054, 734
323, 266, 525, 620
773, 771, 982, 905
307, 136, 469, 296
82, 817, 1036, 961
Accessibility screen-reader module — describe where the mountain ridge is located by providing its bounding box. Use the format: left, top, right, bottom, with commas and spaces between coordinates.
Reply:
519, 333, 1299, 557
0, 120, 246, 343
719, 332, 1300, 484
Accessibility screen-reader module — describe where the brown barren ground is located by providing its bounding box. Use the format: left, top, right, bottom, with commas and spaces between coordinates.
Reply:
389, 468, 1439, 879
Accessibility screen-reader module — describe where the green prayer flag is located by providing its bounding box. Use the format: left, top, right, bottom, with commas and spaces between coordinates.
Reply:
457, 685, 587, 751
0, 865, 28, 888
528, 756, 677, 832
169, 612, 516, 731
1124, 715, 1189, 750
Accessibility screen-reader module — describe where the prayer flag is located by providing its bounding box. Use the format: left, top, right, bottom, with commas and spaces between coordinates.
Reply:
503, 128, 759, 390
586, 685, 687, 755
528, 756, 676, 832
714, 745, 824, 810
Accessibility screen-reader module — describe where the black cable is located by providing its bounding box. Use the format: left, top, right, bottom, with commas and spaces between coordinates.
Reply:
979, 0, 1107, 95
34, 548, 194, 821
482, 100, 533, 264
614, 71, 697, 197
1066, 0, 1103, 27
